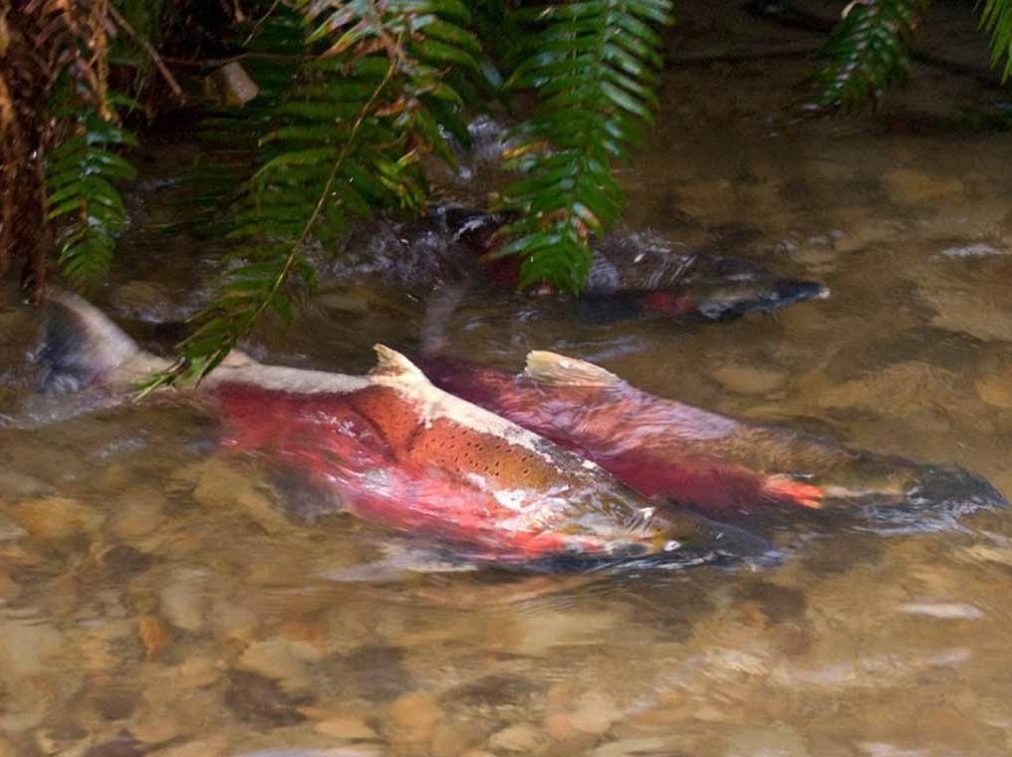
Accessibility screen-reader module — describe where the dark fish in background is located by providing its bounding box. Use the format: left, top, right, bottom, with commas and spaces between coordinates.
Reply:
425, 205, 830, 323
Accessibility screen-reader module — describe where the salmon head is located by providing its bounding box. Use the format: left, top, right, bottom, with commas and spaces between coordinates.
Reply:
38, 292, 773, 569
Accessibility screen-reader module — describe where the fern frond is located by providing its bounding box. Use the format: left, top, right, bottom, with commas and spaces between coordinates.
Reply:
981, 0, 1012, 81
44, 110, 137, 287
159, 0, 485, 384
498, 0, 673, 292
812, 0, 930, 112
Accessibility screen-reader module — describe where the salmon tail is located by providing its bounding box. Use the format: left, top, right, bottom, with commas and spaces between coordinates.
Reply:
38, 291, 165, 392
524, 351, 625, 388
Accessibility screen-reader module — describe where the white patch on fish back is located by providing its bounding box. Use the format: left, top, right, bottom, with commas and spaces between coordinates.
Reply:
204, 364, 370, 394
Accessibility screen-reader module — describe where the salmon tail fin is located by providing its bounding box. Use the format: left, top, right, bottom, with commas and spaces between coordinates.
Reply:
38, 291, 162, 392
372, 344, 430, 381
524, 351, 625, 388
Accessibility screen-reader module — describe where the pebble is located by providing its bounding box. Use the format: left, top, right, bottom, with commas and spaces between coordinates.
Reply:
709, 363, 788, 396
192, 460, 292, 534
312, 714, 378, 741
224, 670, 309, 727
109, 487, 167, 539
10, 497, 105, 541
567, 691, 622, 736
975, 372, 1012, 410
0, 619, 63, 677
0, 512, 27, 542
0, 471, 54, 501
487, 723, 545, 752
157, 735, 232, 757
159, 568, 210, 632
591, 737, 686, 757
237, 638, 323, 693
724, 724, 809, 756
386, 691, 443, 745
882, 169, 965, 205
0, 570, 20, 602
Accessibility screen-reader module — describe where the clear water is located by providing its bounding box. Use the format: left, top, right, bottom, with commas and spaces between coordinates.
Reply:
2, 3, 1012, 755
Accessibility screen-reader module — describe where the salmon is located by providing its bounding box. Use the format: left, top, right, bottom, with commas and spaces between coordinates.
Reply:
38, 293, 772, 567
418, 352, 1007, 519
425, 205, 830, 323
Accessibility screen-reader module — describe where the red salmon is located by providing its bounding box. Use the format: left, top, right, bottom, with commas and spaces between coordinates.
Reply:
418, 351, 1007, 518
40, 294, 770, 567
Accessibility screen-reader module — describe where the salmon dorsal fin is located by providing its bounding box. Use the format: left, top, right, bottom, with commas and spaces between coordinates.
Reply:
372, 344, 430, 381
220, 349, 257, 368
524, 351, 624, 388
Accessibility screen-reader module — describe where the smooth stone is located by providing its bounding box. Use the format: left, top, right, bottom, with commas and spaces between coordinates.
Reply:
724, 724, 809, 757
591, 737, 687, 757
882, 169, 965, 205
487, 723, 545, 753
567, 691, 622, 736
109, 487, 167, 539
0, 570, 20, 602
159, 568, 210, 632
224, 670, 309, 727
237, 638, 323, 693
192, 460, 291, 534
312, 714, 378, 741
709, 363, 788, 396
386, 691, 443, 744
0, 512, 27, 542
10, 497, 105, 540
0, 620, 63, 677
975, 372, 1012, 410
0, 471, 54, 501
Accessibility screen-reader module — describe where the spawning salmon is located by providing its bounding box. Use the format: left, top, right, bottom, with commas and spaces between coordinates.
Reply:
418, 351, 1007, 519
38, 293, 772, 568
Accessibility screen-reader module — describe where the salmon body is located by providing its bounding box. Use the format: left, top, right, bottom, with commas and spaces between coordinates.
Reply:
418, 352, 1007, 518
42, 295, 766, 567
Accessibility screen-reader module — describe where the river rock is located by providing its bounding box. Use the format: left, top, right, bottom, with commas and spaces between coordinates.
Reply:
0, 619, 63, 677
0, 471, 54, 501
224, 670, 309, 727
567, 691, 622, 736
0, 570, 20, 602
159, 568, 210, 632
192, 459, 292, 534
386, 691, 443, 745
487, 723, 545, 752
709, 363, 788, 396
975, 371, 1012, 410
237, 638, 324, 693
0, 512, 27, 542
312, 714, 378, 741
882, 169, 965, 206
109, 487, 167, 539
724, 724, 809, 756
11, 497, 105, 541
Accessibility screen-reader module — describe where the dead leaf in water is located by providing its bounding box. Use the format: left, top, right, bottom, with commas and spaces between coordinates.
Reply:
138, 615, 171, 659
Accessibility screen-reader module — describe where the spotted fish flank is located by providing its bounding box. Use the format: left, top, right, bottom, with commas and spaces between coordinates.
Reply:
39, 292, 771, 568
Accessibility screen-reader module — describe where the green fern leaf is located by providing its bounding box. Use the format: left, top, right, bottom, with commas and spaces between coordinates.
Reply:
981, 0, 1012, 81
44, 109, 136, 288
500, 0, 673, 292
813, 0, 930, 113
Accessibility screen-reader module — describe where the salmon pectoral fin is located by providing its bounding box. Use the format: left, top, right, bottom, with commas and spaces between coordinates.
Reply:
659, 507, 780, 566
761, 475, 824, 509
